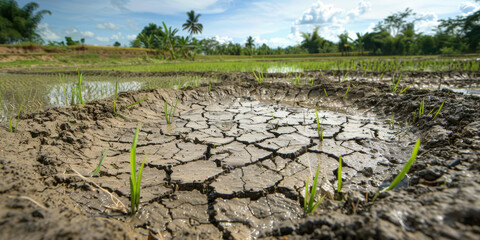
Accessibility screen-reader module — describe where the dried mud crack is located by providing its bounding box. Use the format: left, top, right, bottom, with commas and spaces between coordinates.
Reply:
0, 76, 479, 239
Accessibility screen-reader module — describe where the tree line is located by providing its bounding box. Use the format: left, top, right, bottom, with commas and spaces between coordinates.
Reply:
1, 0, 479, 58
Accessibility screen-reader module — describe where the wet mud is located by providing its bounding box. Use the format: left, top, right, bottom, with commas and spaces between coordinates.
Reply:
0, 75, 479, 239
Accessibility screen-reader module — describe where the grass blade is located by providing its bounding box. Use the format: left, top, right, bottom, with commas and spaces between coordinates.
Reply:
337, 156, 342, 194
91, 149, 108, 177
431, 102, 444, 120
381, 138, 421, 193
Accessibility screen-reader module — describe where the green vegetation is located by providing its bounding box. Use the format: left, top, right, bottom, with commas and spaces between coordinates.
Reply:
315, 110, 323, 141
253, 71, 264, 84
76, 72, 84, 105
337, 156, 342, 200
91, 149, 108, 177
164, 97, 178, 124
431, 102, 445, 121
343, 84, 351, 100
129, 123, 147, 214
304, 165, 326, 214
8, 103, 22, 132
0, 0, 51, 44
373, 138, 421, 201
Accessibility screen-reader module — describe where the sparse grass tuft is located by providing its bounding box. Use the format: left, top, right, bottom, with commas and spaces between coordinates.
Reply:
253, 71, 264, 83
130, 123, 147, 214
164, 97, 178, 124
304, 165, 326, 214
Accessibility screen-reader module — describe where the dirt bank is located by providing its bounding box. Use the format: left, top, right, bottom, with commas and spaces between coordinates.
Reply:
0, 76, 479, 239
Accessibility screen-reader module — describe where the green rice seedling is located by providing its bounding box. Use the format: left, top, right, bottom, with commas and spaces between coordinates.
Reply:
9, 103, 23, 133
91, 149, 108, 177
253, 71, 264, 84
379, 72, 384, 80
342, 72, 348, 82
431, 102, 445, 121
324, 89, 328, 97
391, 114, 395, 130
419, 98, 425, 116
130, 123, 147, 214
293, 73, 301, 85
120, 96, 148, 111
304, 165, 326, 214
315, 109, 323, 141
373, 138, 421, 201
337, 156, 342, 200
76, 72, 84, 105
399, 86, 408, 94
343, 84, 350, 100
391, 74, 402, 93
164, 97, 178, 124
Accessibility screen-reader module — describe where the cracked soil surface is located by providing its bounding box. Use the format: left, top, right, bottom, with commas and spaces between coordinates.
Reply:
0, 72, 479, 239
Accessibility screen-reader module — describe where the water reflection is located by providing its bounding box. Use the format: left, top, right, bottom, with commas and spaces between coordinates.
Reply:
0, 73, 212, 121
266, 66, 303, 73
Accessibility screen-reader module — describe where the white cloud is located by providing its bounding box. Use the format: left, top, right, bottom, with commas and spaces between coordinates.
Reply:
96, 22, 120, 30
96, 37, 110, 42
415, 12, 439, 34
61, 27, 95, 39
37, 23, 61, 41
127, 34, 137, 40
111, 32, 122, 41
293, 1, 371, 41
126, 19, 140, 31
295, 0, 370, 25
82, 31, 95, 38
460, 1, 480, 16
213, 35, 233, 44
115, 0, 231, 15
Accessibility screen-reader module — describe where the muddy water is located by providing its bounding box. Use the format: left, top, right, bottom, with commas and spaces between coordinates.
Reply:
0, 75, 479, 239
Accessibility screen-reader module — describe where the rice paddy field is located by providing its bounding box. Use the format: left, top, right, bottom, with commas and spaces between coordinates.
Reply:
0, 51, 479, 239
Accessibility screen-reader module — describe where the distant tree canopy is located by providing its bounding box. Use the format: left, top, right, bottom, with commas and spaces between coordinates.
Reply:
130, 5, 480, 58
0, 0, 51, 44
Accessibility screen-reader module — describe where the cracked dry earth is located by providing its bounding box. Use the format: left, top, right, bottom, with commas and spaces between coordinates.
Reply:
1, 77, 479, 240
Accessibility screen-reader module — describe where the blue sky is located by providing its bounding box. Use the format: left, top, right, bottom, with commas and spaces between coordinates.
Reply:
24, 0, 480, 47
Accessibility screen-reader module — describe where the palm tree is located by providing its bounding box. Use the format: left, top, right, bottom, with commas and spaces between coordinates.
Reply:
0, 0, 51, 44
182, 10, 203, 35
338, 32, 352, 55
301, 27, 324, 53
353, 32, 365, 55
156, 22, 179, 59
245, 36, 255, 55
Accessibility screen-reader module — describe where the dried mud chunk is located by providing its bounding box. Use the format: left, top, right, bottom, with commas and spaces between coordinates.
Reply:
237, 131, 274, 144
310, 138, 354, 158
210, 142, 271, 168
257, 133, 310, 152
167, 219, 222, 239
423, 125, 452, 148
171, 160, 223, 185
262, 156, 289, 172
174, 142, 207, 163
342, 152, 378, 172
211, 168, 244, 197
242, 165, 282, 194
462, 121, 480, 138
185, 131, 234, 146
